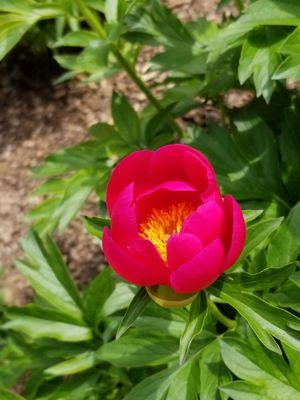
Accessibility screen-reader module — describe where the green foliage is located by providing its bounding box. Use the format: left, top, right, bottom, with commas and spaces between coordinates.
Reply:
3, 0, 300, 398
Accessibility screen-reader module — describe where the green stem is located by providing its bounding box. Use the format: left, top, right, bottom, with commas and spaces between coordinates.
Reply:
208, 299, 237, 330
74, 0, 183, 139
235, 0, 244, 13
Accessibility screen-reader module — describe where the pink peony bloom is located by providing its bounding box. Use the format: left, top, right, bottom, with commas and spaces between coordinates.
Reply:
103, 144, 246, 299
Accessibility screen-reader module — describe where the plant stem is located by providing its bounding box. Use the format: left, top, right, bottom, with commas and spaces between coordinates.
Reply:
208, 299, 237, 330
74, 0, 183, 139
235, 0, 244, 13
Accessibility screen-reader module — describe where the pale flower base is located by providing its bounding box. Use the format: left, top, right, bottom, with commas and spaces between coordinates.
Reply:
146, 285, 198, 308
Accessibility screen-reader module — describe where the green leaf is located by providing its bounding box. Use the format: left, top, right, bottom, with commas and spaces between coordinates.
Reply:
3, 315, 92, 342
123, 367, 177, 400
220, 332, 300, 400
187, 114, 286, 203
123, 361, 198, 400
238, 27, 285, 102
221, 381, 267, 400
199, 340, 231, 400
17, 230, 84, 323
226, 263, 296, 291
102, 283, 135, 316
179, 292, 207, 365
209, 282, 300, 353
96, 332, 178, 367
29, 169, 104, 235
242, 217, 283, 257
83, 216, 110, 239
35, 372, 100, 400
133, 306, 187, 338
116, 287, 150, 339
267, 202, 300, 267
273, 54, 300, 81
112, 92, 141, 144
83, 267, 115, 326
166, 361, 199, 400
208, 0, 300, 62
0, 17, 33, 61
45, 351, 97, 376
279, 110, 300, 201
54, 30, 99, 47
0, 388, 25, 400
242, 209, 263, 223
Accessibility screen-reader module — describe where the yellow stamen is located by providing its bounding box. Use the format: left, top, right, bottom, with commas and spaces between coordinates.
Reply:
139, 202, 195, 261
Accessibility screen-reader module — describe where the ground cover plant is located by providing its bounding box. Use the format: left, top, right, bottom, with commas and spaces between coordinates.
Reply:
1, 0, 300, 399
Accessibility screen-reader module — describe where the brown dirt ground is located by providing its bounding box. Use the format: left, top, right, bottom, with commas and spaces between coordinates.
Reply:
0, 0, 242, 305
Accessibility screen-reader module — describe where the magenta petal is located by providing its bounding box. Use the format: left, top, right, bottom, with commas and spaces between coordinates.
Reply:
107, 150, 152, 214
103, 228, 169, 286
136, 180, 197, 201
127, 238, 167, 277
170, 239, 225, 293
110, 183, 138, 246
223, 195, 246, 271
167, 233, 202, 271
181, 200, 225, 246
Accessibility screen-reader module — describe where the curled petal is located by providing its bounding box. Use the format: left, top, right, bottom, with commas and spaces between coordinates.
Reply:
181, 200, 225, 246
170, 239, 225, 293
103, 228, 169, 286
110, 183, 138, 246
223, 195, 246, 270
107, 150, 152, 214
184, 151, 220, 202
167, 233, 203, 271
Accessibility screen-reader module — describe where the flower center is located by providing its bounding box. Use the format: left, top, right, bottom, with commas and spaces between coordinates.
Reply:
139, 202, 195, 262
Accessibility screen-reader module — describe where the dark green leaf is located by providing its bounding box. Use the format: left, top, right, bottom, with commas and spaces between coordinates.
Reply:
83, 216, 110, 239
83, 267, 115, 326
96, 332, 178, 367
209, 282, 300, 353
116, 287, 150, 339
112, 92, 141, 144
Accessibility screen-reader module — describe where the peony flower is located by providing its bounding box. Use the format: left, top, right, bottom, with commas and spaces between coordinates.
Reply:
103, 144, 246, 307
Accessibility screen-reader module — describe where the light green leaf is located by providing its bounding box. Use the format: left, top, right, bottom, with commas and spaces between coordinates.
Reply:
18, 230, 84, 323
3, 316, 92, 342
116, 287, 150, 339
179, 292, 207, 364
220, 333, 300, 400
267, 202, 300, 267
199, 340, 231, 400
242, 217, 283, 257
242, 209, 263, 223
273, 54, 300, 81
54, 30, 99, 47
45, 351, 97, 376
238, 27, 285, 102
102, 283, 135, 316
0, 388, 25, 400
